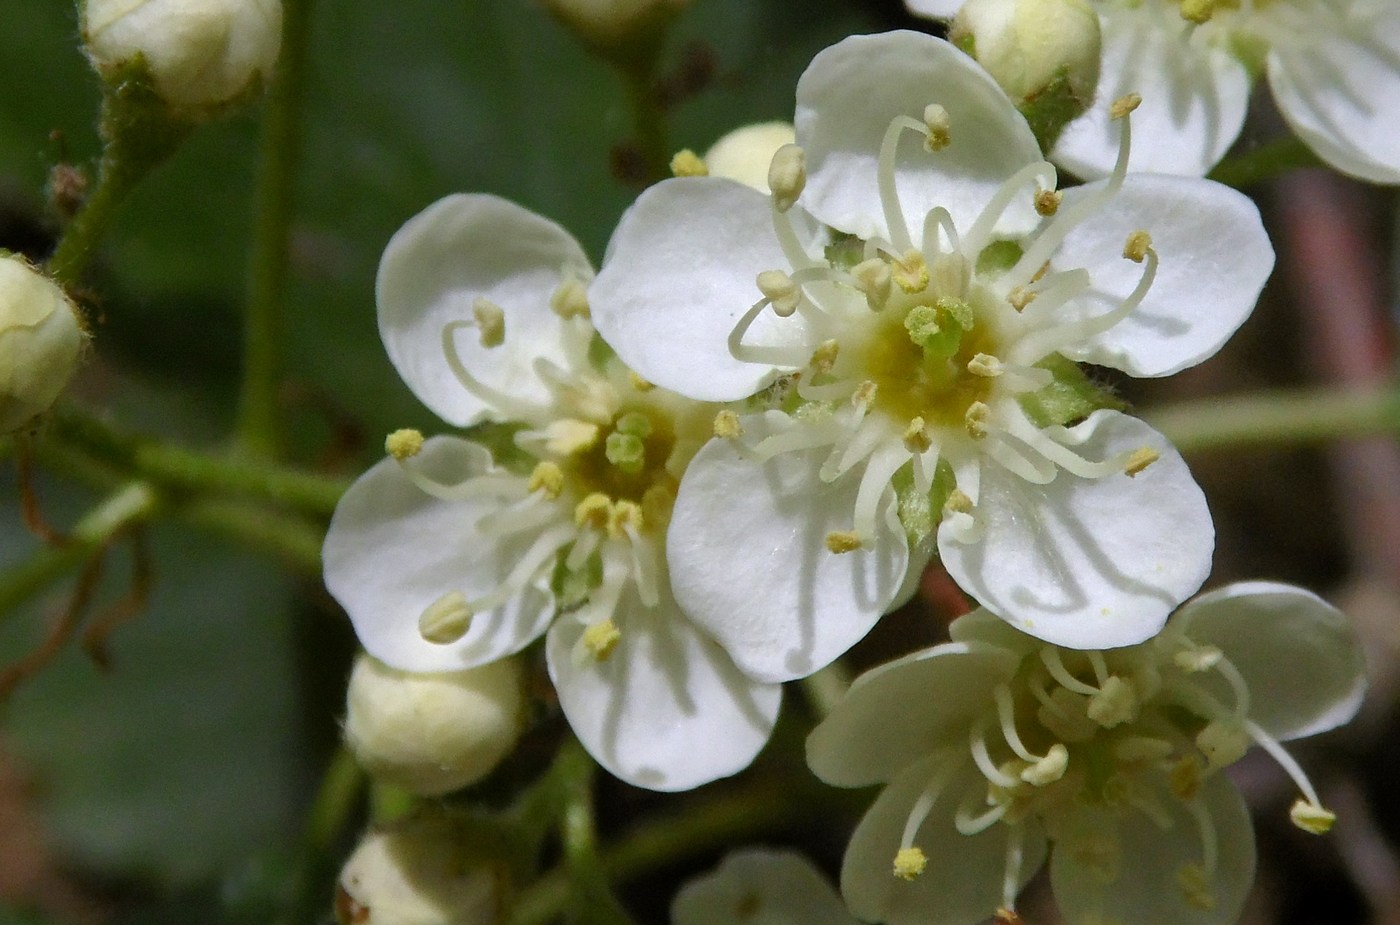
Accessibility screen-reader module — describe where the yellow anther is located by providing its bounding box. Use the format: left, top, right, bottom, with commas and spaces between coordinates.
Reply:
629, 371, 655, 392
527, 461, 565, 499
669, 148, 709, 177
1178, 0, 1223, 23
582, 619, 621, 661
550, 278, 591, 319
944, 489, 974, 516
1110, 93, 1142, 120
545, 419, 601, 456
1123, 230, 1154, 263
713, 409, 743, 439
1290, 799, 1336, 835
1124, 446, 1160, 476
1034, 188, 1062, 216
1087, 676, 1138, 728
1174, 644, 1223, 673
964, 401, 991, 439
418, 591, 473, 645
768, 143, 807, 213
851, 257, 893, 310
825, 530, 863, 554
994, 909, 1024, 925
1196, 720, 1250, 769
903, 417, 931, 454
892, 249, 930, 293
922, 103, 952, 151
757, 269, 802, 317
608, 500, 644, 538
809, 339, 840, 375
1020, 743, 1069, 786
641, 484, 675, 530
574, 493, 613, 529
1169, 754, 1206, 801
1030, 261, 1050, 283
967, 353, 1004, 377
385, 428, 424, 460
892, 847, 927, 881
1008, 286, 1037, 311
1176, 864, 1217, 911
472, 297, 506, 347
852, 380, 878, 407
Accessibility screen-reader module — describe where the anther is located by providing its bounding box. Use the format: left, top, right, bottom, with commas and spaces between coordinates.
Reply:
1196, 720, 1250, 769
994, 909, 1024, 925
757, 269, 802, 317
1175, 644, 1223, 672
608, 500, 644, 538
1178, 0, 1221, 23
1020, 743, 1069, 786
582, 619, 621, 661
472, 297, 506, 347
713, 410, 743, 439
768, 144, 807, 213
385, 428, 424, 460
418, 591, 473, 645
922, 104, 952, 151
903, 417, 932, 454
1034, 188, 1062, 217
944, 489, 974, 515
669, 148, 708, 177
964, 402, 991, 439
809, 339, 840, 375
851, 257, 893, 310
968, 353, 1004, 377
574, 493, 613, 529
527, 461, 565, 499
550, 278, 591, 319
852, 380, 878, 407
1110, 93, 1142, 120
629, 371, 654, 392
1008, 287, 1037, 311
545, 419, 601, 455
1086, 676, 1138, 728
892, 847, 928, 881
892, 249, 930, 293
1124, 446, 1160, 477
1123, 230, 1153, 263
1290, 800, 1337, 835
1169, 754, 1206, 801
825, 530, 863, 554
1176, 864, 1217, 911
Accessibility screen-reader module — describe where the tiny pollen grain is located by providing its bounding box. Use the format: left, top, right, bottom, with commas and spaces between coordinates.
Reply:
528, 461, 565, 499
1111, 92, 1143, 120
472, 297, 506, 347
385, 428, 425, 460
892, 847, 928, 881
713, 409, 743, 439
825, 530, 863, 554
582, 619, 621, 661
923, 103, 952, 151
1123, 446, 1160, 477
669, 148, 709, 177
1123, 230, 1153, 263
1034, 188, 1062, 216
768, 144, 807, 213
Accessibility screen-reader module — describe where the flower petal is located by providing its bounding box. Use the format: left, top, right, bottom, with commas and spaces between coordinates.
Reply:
1267, 6, 1400, 184
1174, 581, 1367, 741
807, 641, 1019, 788
1052, 174, 1272, 377
590, 177, 804, 402
323, 436, 556, 671
795, 31, 1041, 243
1052, 6, 1250, 179
546, 588, 782, 792
376, 194, 592, 426
904, 0, 961, 18
673, 850, 856, 925
667, 414, 910, 684
1050, 773, 1255, 925
939, 410, 1212, 650
841, 757, 1047, 925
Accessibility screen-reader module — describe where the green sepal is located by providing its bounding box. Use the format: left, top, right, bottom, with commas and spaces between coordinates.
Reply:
976, 240, 1025, 277
893, 456, 957, 547
824, 232, 865, 272
1017, 354, 1126, 429
1019, 66, 1090, 155
465, 421, 534, 475
551, 544, 603, 611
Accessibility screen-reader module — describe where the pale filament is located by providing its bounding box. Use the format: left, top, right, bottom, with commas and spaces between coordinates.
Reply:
565, 529, 602, 571
395, 462, 526, 504
474, 492, 560, 537
442, 321, 550, 421
465, 523, 576, 615
983, 431, 1058, 485
1002, 414, 1134, 480
770, 199, 821, 273
900, 757, 958, 849
878, 114, 935, 253
622, 524, 662, 609
970, 715, 1022, 789
727, 297, 818, 367
852, 443, 910, 539
1242, 718, 1326, 809
1001, 827, 1026, 911
994, 685, 1041, 763
921, 206, 960, 258
961, 159, 1059, 259
1041, 647, 1103, 696
1184, 795, 1221, 874
955, 785, 1009, 835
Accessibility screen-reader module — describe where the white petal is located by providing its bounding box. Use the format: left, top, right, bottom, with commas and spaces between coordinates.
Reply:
323, 436, 555, 672
1052, 7, 1250, 179
904, 0, 960, 18
1174, 581, 1367, 742
1268, 8, 1400, 184
546, 588, 782, 792
376, 194, 592, 426
841, 757, 1047, 925
1050, 773, 1255, 925
794, 31, 1041, 243
590, 177, 804, 402
673, 850, 856, 925
939, 411, 1212, 650
1052, 174, 1273, 377
948, 607, 1044, 657
667, 415, 910, 684
807, 641, 1019, 788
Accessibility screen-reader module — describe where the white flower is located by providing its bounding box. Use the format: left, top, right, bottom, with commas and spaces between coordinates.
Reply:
672, 850, 859, 925
807, 582, 1367, 925
539, 0, 691, 55
912, 0, 1400, 182
337, 817, 501, 925
704, 122, 799, 194
83, 0, 283, 111
322, 194, 780, 792
0, 254, 86, 433
590, 31, 1272, 675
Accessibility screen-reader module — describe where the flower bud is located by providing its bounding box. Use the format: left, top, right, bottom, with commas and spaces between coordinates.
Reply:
538, 0, 691, 59
343, 654, 523, 797
703, 121, 797, 194
0, 255, 86, 434
336, 818, 502, 925
950, 0, 1101, 150
82, 0, 283, 112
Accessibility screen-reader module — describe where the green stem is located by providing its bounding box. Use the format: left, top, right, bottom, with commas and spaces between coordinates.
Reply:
1144, 387, 1400, 454
278, 746, 366, 925
1206, 136, 1322, 189
800, 661, 852, 720
557, 742, 633, 925
237, 0, 315, 459
619, 58, 670, 183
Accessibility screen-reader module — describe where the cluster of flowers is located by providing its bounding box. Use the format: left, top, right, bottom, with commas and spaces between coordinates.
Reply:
323, 11, 1384, 925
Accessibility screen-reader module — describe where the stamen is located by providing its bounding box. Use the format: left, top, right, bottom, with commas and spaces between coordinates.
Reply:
768, 144, 807, 213
1175, 643, 1223, 673
893, 847, 928, 881
877, 114, 928, 252
825, 530, 863, 554
851, 444, 908, 539
582, 619, 621, 661
851, 257, 893, 311
1034, 188, 1062, 216
903, 417, 932, 453
1196, 720, 1250, 769
1183, 795, 1221, 875
1243, 718, 1329, 813
565, 528, 601, 570
726, 297, 816, 368
1110, 93, 1142, 120
1040, 648, 1101, 696
1087, 651, 1110, 685
472, 297, 506, 347
964, 402, 991, 439
1020, 744, 1069, 786
1123, 230, 1153, 263
621, 523, 661, 608
955, 788, 1009, 835
527, 461, 565, 499
713, 410, 743, 439
575, 493, 613, 529
1007, 287, 1037, 311
970, 717, 1021, 789
1001, 828, 1025, 912
994, 685, 1038, 762
900, 758, 957, 851
892, 249, 930, 293
550, 278, 590, 319
469, 525, 575, 618
757, 269, 802, 317
542, 419, 601, 456
607, 500, 644, 539
923, 104, 952, 151
852, 380, 879, 407
1087, 676, 1139, 728
1124, 447, 1160, 477
1290, 800, 1337, 835
418, 591, 473, 644
962, 159, 1058, 257
670, 148, 708, 177
1169, 754, 1206, 801
442, 321, 550, 420
385, 428, 424, 460
809, 339, 840, 374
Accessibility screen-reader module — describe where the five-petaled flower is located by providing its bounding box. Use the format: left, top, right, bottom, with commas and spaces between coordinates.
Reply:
808, 582, 1366, 925
322, 194, 780, 792
589, 31, 1274, 681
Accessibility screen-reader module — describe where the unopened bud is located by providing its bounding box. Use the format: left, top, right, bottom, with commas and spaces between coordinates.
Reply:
703, 122, 796, 194
336, 817, 502, 925
0, 254, 86, 433
539, 0, 692, 58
